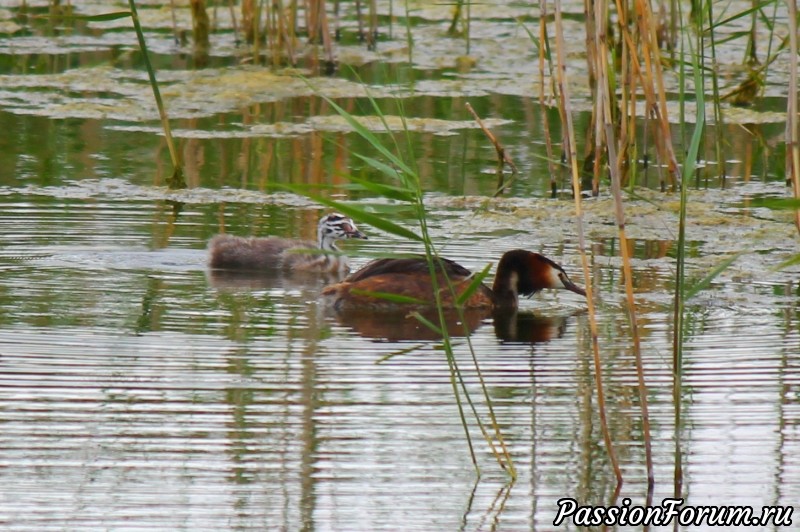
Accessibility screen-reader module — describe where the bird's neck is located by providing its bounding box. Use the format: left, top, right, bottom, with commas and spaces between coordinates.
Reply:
318, 232, 340, 252
491, 269, 519, 308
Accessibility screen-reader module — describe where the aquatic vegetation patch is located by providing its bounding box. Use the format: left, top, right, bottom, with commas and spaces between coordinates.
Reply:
5, 176, 795, 283
427, 187, 799, 278
308, 114, 511, 136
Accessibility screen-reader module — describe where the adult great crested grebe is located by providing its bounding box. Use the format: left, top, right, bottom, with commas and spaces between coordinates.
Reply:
322, 249, 586, 311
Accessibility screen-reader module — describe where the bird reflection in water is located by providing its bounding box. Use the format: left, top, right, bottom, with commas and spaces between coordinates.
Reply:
206, 268, 345, 292
328, 307, 581, 344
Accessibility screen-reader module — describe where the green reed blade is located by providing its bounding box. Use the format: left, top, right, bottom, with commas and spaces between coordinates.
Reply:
773, 254, 800, 270
349, 289, 427, 305
455, 263, 492, 306
128, 0, 184, 188
684, 252, 744, 300
709, 0, 776, 30
713, 31, 756, 46
62, 11, 132, 21
338, 177, 417, 203
303, 68, 513, 476
286, 189, 423, 242
749, 197, 800, 210
517, 19, 541, 54
317, 96, 417, 180
408, 311, 444, 335
350, 153, 417, 198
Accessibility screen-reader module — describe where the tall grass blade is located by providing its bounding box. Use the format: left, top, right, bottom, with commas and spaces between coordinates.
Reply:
455, 263, 492, 307
66, 11, 132, 21
304, 71, 515, 477
704, 0, 727, 186
774, 254, 800, 270
309, 90, 417, 180
314, 198, 423, 242
128, 0, 184, 188
351, 153, 417, 194
350, 289, 428, 306
684, 252, 744, 300
408, 311, 444, 335
337, 172, 416, 202
517, 19, 540, 54
786, 0, 800, 232
673, 31, 705, 507
708, 0, 776, 30
749, 197, 800, 209
279, 186, 424, 242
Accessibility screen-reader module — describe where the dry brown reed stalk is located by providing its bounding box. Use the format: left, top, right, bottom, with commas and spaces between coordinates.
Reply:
242, 0, 256, 42
447, 1, 463, 36
615, 0, 682, 191
189, 0, 209, 40
264, 1, 276, 63
349, 0, 380, 49
464, 102, 518, 195
225, 0, 239, 43
585, 1, 604, 197
288, 1, 300, 63
616, 0, 639, 188
307, 0, 335, 67
553, 0, 623, 492
169, 0, 179, 43
190, 0, 210, 63
368, 0, 378, 50
354, 0, 365, 41
582, 0, 605, 197
539, 0, 574, 192
268, 0, 296, 66
247, 0, 260, 64
535, 7, 560, 197
592, 0, 655, 494
787, 0, 800, 233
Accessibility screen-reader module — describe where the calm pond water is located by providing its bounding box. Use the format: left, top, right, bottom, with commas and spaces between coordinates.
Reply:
1, 1, 799, 531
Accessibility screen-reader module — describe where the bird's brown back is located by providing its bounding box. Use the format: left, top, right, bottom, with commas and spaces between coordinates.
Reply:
209, 235, 316, 270
322, 256, 494, 311
344, 256, 473, 282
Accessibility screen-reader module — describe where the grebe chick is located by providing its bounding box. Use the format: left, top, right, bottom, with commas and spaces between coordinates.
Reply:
322, 249, 586, 311
208, 213, 367, 273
